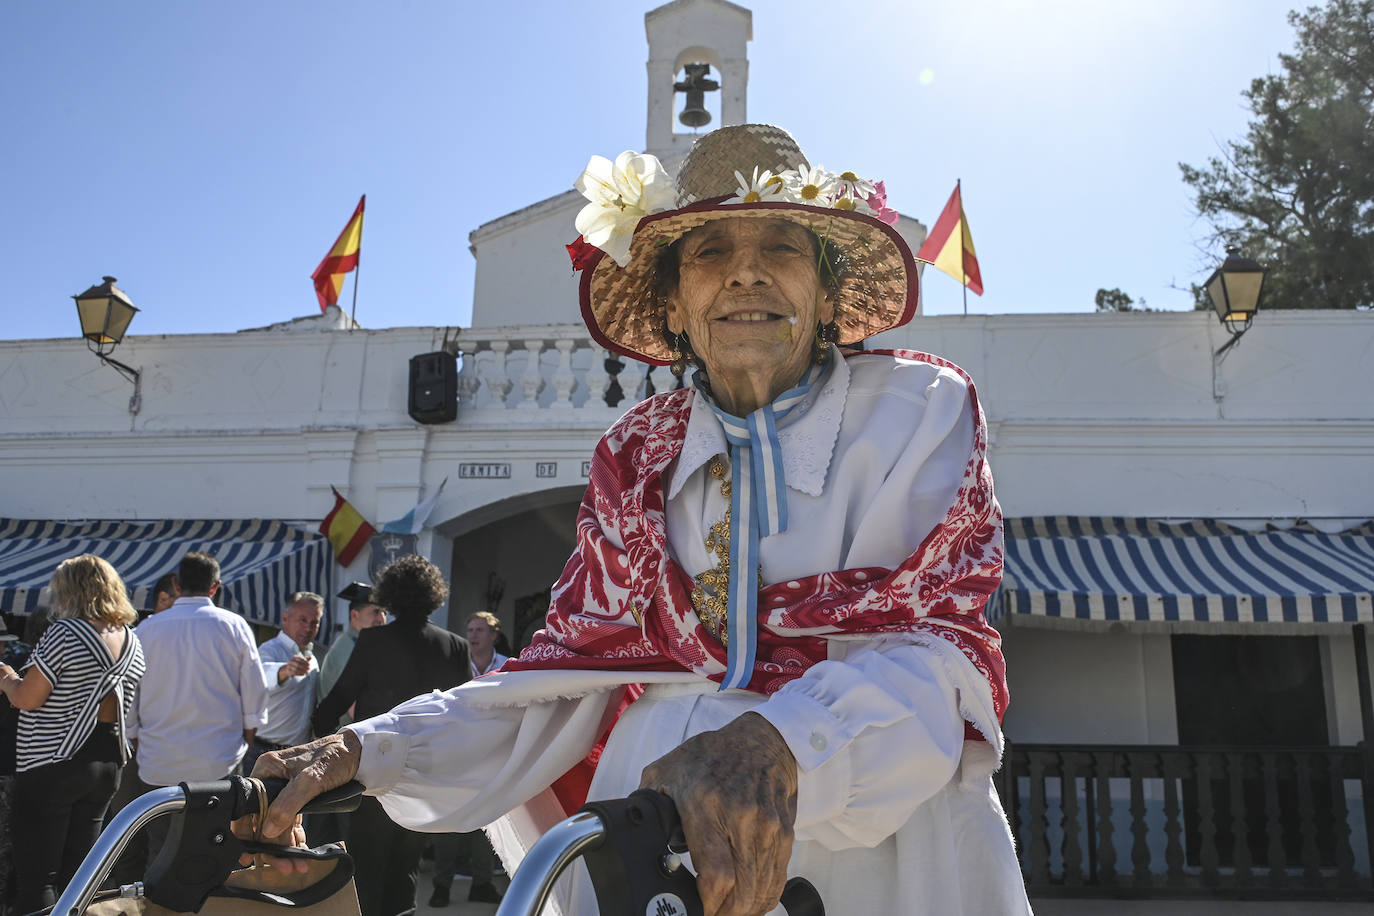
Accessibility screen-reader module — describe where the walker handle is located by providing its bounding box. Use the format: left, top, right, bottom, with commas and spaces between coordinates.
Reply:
496, 789, 824, 916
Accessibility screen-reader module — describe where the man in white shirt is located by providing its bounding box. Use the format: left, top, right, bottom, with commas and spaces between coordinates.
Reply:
125, 551, 268, 868
246, 593, 322, 776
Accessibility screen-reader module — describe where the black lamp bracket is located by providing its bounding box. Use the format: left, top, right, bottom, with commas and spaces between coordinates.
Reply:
89, 348, 143, 415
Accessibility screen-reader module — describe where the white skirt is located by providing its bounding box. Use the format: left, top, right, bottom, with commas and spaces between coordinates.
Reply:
526, 681, 1032, 916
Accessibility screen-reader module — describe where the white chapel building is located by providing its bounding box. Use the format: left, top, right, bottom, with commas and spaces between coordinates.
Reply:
2, 0, 1373, 908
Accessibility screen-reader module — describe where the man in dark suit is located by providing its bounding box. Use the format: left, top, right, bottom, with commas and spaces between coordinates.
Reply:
310, 555, 471, 916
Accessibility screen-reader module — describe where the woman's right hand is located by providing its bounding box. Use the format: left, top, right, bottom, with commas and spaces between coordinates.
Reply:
247, 731, 363, 839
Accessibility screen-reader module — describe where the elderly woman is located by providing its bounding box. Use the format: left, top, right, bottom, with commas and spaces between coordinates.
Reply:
0, 555, 146, 913
257, 125, 1029, 916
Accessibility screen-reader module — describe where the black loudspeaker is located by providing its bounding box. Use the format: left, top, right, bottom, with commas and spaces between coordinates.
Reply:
408, 352, 458, 424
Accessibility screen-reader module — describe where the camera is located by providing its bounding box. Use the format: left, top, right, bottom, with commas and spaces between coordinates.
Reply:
1, 639, 30, 671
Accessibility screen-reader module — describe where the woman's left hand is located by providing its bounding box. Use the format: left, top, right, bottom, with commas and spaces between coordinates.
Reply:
639, 711, 798, 916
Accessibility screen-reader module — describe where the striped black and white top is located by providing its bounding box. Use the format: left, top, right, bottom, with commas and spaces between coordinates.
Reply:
18, 617, 146, 773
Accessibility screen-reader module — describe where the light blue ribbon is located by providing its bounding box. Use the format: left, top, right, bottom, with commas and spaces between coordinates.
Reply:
693, 364, 824, 689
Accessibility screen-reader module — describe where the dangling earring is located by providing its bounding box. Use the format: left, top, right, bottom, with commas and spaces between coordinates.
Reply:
813, 320, 840, 365
670, 347, 688, 378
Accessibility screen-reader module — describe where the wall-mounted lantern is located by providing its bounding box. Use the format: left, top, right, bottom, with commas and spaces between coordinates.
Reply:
73, 276, 141, 413
1204, 246, 1266, 356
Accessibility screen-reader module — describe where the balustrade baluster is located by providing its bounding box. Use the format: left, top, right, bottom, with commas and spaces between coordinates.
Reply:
1095, 756, 1116, 886
1127, 752, 1151, 887
618, 359, 649, 404
1162, 752, 1184, 887
518, 339, 546, 408
1262, 751, 1287, 885
1295, 754, 1321, 881
1061, 753, 1084, 886
483, 341, 512, 408
604, 355, 626, 406
550, 339, 577, 407
646, 362, 675, 398
1029, 754, 1051, 886
1196, 754, 1220, 886
584, 346, 609, 406
1326, 753, 1357, 886
455, 358, 481, 407
1227, 751, 1253, 885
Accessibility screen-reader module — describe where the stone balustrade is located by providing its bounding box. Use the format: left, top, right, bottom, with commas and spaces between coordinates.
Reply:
453, 324, 679, 420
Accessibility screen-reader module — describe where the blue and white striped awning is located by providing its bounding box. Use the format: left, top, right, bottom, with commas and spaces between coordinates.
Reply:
994, 517, 1374, 630
0, 518, 333, 628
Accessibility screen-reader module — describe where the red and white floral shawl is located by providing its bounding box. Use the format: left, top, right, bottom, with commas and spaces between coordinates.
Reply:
503, 349, 1008, 724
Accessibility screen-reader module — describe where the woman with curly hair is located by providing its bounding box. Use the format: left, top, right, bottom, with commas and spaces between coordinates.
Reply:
0, 555, 146, 913
313, 554, 471, 916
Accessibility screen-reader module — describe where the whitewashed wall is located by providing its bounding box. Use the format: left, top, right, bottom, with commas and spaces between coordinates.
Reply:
2, 309, 1372, 736
469, 193, 584, 329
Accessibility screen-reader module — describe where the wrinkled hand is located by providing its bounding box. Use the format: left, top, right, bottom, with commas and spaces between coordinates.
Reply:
230, 732, 362, 872
639, 712, 798, 916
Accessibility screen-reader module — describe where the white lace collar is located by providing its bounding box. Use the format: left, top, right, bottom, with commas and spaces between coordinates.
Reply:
666, 354, 850, 500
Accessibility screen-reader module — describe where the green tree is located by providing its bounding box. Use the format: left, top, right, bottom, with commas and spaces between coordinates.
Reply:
1180, 0, 1374, 310
1094, 287, 1151, 311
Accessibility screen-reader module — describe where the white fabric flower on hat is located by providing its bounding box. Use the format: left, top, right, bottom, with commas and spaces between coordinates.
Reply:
726, 167, 787, 204
574, 151, 676, 267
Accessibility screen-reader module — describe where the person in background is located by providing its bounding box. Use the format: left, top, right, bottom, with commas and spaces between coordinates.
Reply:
465, 611, 508, 679
307, 556, 470, 916
0, 555, 145, 913
428, 610, 511, 908
150, 572, 178, 615
317, 582, 387, 721
127, 551, 268, 870
102, 569, 180, 878
245, 593, 322, 776
309, 582, 387, 846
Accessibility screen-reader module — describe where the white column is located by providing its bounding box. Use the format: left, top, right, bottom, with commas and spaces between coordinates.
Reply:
518, 339, 546, 409
482, 340, 512, 408
618, 359, 649, 404
551, 339, 577, 408
584, 345, 609, 407
647, 362, 675, 397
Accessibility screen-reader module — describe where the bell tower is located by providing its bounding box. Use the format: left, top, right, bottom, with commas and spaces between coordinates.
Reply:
644, 0, 752, 167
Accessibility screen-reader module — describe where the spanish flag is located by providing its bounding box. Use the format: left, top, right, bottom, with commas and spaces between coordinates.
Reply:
915, 182, 983, 295
319, 486, 376, 567
311, 195, 365, 311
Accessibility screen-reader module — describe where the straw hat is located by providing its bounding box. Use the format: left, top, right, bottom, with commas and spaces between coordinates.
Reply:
571, 124, 919, 365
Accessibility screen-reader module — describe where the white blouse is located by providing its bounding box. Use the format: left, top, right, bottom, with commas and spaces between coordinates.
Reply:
346, 353, 1029, 915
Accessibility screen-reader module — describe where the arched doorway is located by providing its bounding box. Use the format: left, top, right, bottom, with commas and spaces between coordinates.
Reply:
436, 486, 584, 645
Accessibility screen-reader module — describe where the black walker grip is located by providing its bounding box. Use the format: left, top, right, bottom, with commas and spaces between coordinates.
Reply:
142, 777, 365, 913
577, 789, 824, 916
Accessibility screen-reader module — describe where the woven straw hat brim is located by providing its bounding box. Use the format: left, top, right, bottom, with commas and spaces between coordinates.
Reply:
580, 198, 919, 365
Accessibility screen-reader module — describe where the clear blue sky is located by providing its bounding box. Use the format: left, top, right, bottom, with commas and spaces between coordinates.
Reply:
2, 0, 1302, 339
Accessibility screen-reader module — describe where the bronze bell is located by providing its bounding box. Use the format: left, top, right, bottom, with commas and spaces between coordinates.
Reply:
674, 62, 718, 129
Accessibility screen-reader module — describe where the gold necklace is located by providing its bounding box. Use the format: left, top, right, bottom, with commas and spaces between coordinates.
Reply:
689, 455, 762, 645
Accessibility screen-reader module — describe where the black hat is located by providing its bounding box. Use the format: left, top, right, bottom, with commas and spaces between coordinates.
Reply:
336, 582, 373, 605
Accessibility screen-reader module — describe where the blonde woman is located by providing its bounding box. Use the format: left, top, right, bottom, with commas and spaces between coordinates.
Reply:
0, 554, 146, 913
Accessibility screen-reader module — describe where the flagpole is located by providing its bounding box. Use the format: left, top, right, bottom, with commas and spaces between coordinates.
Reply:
349, 197, 363, 330
959, 179, 968, 316
349, 257, 361, 330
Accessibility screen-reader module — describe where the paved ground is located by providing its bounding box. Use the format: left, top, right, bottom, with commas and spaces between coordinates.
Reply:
412, 856, 509, 916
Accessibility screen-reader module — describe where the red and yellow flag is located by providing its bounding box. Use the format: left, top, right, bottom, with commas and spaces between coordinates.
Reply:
319, 486, 376, 567
915, 183, 983, 296
311, 195, 365, 311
